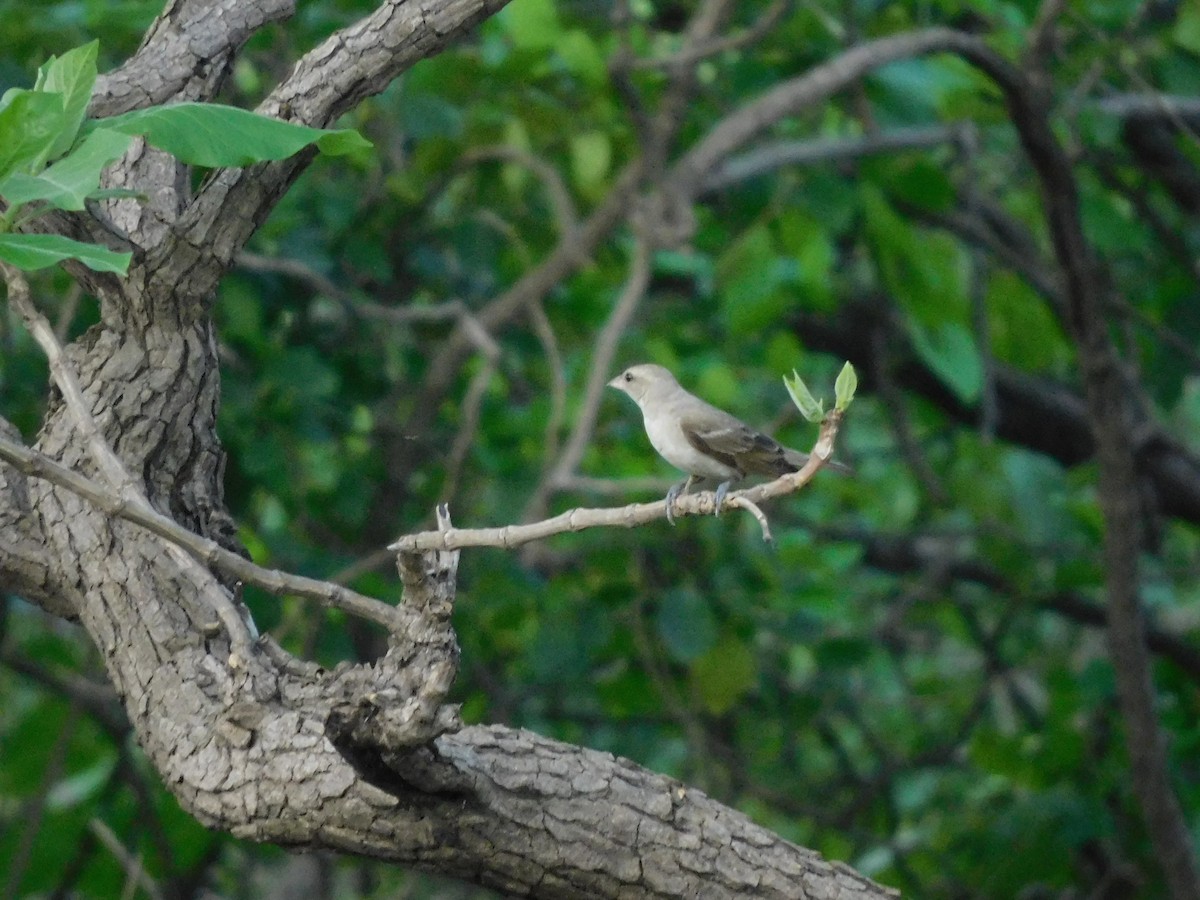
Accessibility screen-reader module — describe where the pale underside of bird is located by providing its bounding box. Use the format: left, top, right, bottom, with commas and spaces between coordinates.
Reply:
608, 363, 830, 524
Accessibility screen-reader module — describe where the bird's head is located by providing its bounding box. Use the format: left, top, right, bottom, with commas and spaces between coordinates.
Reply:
607, 363, 678, 406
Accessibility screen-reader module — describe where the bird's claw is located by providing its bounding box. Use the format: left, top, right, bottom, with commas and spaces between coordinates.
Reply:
665, 482, 683, 526
714, 481, 730, 516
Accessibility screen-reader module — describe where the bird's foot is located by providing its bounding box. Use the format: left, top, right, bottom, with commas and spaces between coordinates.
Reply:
665, 482, 684, 526
713, 481, 731, 516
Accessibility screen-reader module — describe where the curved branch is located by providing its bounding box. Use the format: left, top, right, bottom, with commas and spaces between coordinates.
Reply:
700, 126, 963, 193
668, 29, 973, 199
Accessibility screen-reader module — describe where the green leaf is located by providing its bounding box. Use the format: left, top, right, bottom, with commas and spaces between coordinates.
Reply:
691, 635, 757, 715
34, 41, 99, 162
775, 208, 834, 310
986, 269, 1069, 372
834, 361, 857, 411
570, 130, 610, 193
784, 369, 824, 422
863, 184, 969, 329
501, 0, 561, 50
0, 233, 131, 274
1175, 1, 1200, 55
0, 128, 133, 211
0, 91, 66, 180
718, 223, 786, 335
558, 30, 607, 86
909, 320, 983, 403
93, 103, 372, 168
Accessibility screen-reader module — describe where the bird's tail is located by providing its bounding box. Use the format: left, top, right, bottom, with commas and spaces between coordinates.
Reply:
782, 447, 853, 475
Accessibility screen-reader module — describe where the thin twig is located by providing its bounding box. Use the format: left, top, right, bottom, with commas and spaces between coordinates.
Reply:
701, 126, 962, 193
88, 818, 163, 900
0, 430, 402, 632
3, 265, 258, 659
627, 0, 789, 71
528, 298, 567, 470
726, 494, 773, 543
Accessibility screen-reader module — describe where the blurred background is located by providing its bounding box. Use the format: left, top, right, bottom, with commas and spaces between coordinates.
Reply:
2, 0, 1200, 896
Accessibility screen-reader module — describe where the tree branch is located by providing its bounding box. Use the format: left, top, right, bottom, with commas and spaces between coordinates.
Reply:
0, 429, 403, 631
91, 0, 296, 116
392, 411, 843, 552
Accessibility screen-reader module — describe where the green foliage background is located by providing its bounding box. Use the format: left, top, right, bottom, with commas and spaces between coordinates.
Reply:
3, 0, 1200, 897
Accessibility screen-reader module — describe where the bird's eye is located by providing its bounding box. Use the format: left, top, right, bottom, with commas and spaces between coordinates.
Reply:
624, 372, 633, 382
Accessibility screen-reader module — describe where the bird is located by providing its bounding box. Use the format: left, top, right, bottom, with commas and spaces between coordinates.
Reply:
608, 363, 842, 524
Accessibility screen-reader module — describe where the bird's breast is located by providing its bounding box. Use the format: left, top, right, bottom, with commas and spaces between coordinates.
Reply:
643, 411, 739, 479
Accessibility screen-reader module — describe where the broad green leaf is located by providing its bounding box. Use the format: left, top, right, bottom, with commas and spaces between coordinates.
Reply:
1175, 1, 1200, 55
0, 91, 66, 179
0, 128, 132, 211
695, 363, 739, 410
775, 209, 834, 310
863, 184, 970, 330
873, 156, 955, 213
94, 103, 372, 168
986, 269, 1069, 372
909, 320, 982, 404
0, 233, 131, 274
34, 41, 98, 162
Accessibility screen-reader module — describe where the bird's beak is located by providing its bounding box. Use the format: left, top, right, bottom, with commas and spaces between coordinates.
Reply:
606, 375, 624, 391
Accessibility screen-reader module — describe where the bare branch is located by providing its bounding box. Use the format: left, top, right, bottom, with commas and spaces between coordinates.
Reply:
700, 126, 963, 193
88, 819, 163, 900
669, 29, 976, 199
725, 494, 773, 543
1095, 93, 1200, 122
0, 429, 403, 632
392, 411, 844, 552
627, 0, 789, 70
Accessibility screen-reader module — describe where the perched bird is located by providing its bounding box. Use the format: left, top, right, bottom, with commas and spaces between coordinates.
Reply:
608, 363, 840, 524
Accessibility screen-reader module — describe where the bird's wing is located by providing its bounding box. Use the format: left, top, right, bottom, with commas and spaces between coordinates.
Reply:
679, 405, 783, 476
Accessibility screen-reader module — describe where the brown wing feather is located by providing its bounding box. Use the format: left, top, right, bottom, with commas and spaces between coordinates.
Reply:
679, 405, 795, 478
